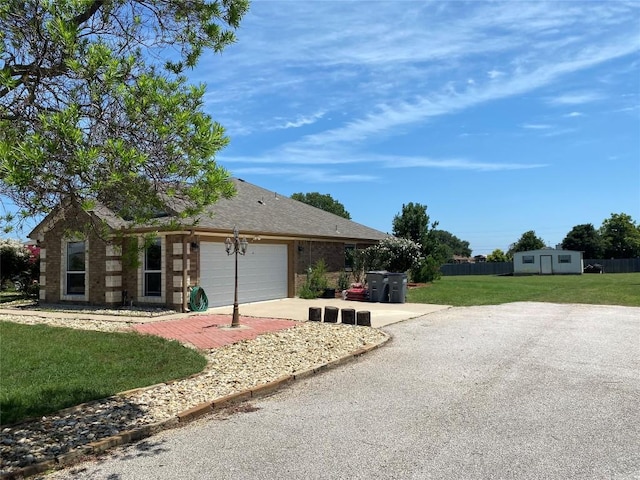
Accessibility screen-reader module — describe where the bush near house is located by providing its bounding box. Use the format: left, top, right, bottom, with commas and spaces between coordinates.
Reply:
298, 259, 330, 299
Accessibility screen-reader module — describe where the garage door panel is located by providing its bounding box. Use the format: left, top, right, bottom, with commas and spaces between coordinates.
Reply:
200, 242, 287, 308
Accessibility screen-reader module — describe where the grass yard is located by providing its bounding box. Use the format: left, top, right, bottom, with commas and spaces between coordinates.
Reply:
0, 322, 207, 425
407, 272, 640, 307
0, 291, 27, 304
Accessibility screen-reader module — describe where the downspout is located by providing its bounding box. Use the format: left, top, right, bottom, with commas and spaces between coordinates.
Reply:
182, 234, 189, 313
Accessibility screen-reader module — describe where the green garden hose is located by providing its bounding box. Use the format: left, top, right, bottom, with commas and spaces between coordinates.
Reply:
189, 286, 209, 312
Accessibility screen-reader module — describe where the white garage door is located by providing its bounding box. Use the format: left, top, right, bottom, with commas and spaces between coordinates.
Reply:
199, 242, 288, 308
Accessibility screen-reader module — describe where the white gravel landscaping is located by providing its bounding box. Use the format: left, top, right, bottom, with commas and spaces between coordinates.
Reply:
0, 313, 387, 476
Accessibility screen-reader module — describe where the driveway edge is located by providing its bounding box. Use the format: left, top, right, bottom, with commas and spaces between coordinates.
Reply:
1, 332, 390, 480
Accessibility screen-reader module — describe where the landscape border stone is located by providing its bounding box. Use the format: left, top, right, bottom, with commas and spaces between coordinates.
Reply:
0, 332, 390, 480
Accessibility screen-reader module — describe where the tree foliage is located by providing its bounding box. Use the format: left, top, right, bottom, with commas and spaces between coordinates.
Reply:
391, 202, 444, 282
0, 0, 249, 231
361, 237, 422, 273
290, 192, 351, 219
486, 248, 510, 262
561, 223, 603, 258
508, 230, 546, 255
431, 229, 472, 260
392, 202, 433, 246
0, 238, 38, 288
600, 213, 640, 259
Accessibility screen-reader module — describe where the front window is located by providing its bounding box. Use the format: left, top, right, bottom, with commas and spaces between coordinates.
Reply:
144, 239, 162, 297
66, 241, 85, 295
558, 255, 571, 264
522, 255, 535, 264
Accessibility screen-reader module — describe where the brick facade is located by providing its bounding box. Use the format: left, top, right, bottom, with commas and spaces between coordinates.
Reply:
34, 207, 377, 309
35, 205, 112, 305
292, 240, 375, 293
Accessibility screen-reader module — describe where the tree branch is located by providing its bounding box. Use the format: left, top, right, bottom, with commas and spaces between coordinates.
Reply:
72, 0, 106, 27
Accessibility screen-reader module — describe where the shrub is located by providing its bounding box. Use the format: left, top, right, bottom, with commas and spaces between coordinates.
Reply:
411, 255, 443, 283
362, 237, 422, 273
299, 259, 330, 299
337, 271, 350, 291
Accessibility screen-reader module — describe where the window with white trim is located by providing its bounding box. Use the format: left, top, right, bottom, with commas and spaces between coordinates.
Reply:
144, 238, 162, 297
66, 241, 86, 295
522, 255, 535, 264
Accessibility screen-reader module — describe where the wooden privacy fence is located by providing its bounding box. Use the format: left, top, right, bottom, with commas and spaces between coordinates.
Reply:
440, 262, 513, 276
440, 258, 640, 276
583, 258, 640, 274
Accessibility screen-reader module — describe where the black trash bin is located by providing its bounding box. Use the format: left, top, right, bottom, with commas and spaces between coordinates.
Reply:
366, 271, 389, 303
388, 273, 407, 303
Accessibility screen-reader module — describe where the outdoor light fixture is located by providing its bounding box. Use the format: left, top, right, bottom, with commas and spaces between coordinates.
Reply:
225, 226, 248, 327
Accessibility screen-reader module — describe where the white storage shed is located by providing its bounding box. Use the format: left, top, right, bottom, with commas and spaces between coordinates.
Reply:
513, 249, 583, 275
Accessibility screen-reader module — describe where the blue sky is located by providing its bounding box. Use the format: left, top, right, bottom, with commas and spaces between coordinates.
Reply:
196, 0, 640, 255
4, 1, 639, 255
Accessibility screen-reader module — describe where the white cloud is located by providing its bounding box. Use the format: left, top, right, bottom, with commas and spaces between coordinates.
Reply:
223, 151, 547, 173
521, 123, 553, 130
272, 111, 326, 130
206, 1, 639, 183
547, 92, 604, 106
230, 166, 378, 183
380, 156, 547, 172
564, 111, 584, 118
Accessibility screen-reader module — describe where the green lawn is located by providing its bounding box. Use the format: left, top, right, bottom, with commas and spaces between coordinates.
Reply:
407, 273, 640, 307
0, 291, 27, 304
0, 322, 207, 425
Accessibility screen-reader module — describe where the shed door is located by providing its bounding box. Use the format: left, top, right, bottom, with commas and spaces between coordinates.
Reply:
540, 255, 553, 274
199, 242, 288, 308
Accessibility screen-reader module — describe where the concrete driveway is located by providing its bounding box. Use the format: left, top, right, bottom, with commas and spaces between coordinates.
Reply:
207, 297, 450, 327
52, 302, 639, 480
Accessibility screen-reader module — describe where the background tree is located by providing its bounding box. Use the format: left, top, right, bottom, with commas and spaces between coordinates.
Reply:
392, 202, 433, 246
561, 224, 603, 258
391, 202, 443, 282
600, 213, 640, 258
508, 230, 546, 256
486, 249, 510, 262
0, 0, 249, 232
290, 192, 351, 219
431, 229, 472, 261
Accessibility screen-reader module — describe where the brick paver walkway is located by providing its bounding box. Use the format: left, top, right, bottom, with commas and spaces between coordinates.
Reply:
132, 315, 299, 349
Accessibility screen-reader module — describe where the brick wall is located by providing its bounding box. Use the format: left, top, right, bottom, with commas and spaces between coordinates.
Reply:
36, 206, 113, 306
292, 240, 376, 293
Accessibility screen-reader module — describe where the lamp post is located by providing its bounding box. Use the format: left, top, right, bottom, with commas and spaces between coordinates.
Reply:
225, 226, 248, 327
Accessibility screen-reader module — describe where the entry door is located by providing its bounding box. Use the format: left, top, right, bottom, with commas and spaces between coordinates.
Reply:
540, 255, 553, 274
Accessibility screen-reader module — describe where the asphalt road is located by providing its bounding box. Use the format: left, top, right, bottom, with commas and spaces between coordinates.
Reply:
51, 302, 639, 480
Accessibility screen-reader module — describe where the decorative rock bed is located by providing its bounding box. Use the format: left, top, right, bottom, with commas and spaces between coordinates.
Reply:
0, 313, 387, 476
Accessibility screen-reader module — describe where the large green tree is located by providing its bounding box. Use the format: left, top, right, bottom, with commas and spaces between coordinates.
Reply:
290, 192, 351, 219
392, 202, 435, 246
0, 0, 249, 231
600, 213, 640, 259
431, 229, 472, 260
508, 230, 546, 255
561, 223, 603, 258
392, 202, 443, 282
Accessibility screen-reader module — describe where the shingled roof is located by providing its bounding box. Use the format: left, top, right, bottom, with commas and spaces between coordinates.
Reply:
185, 178, 388, 241
31, 178, 388, 242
